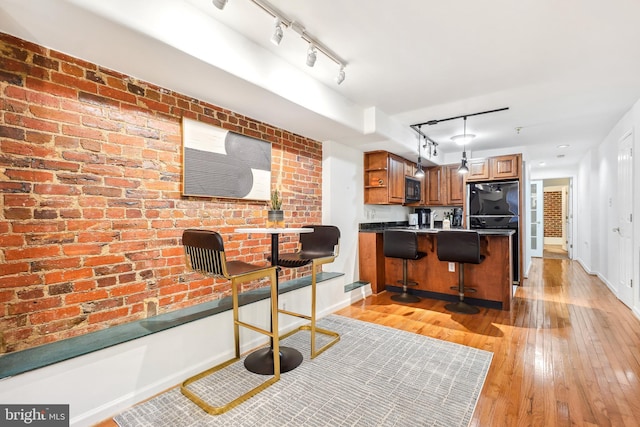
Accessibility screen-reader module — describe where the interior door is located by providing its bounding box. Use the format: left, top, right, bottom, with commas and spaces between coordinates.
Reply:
617, 132, 633, 308
565, 182, 573, 259
530, 180, 544, 258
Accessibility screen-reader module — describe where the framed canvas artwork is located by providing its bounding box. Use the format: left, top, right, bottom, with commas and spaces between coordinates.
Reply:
182, 117, 271, 201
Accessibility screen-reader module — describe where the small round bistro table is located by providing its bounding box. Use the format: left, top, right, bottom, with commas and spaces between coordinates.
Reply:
234, 227, 314, 375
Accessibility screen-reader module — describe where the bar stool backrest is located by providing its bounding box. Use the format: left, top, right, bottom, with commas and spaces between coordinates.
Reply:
383, 230, 421, 260
437, 230, 483, 264
183, 229, 229, 278
298, 225, 340, 259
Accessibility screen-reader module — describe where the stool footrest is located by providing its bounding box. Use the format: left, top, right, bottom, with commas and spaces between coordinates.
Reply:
181, 356, 279, 415
279, 322, 341, 359
397, 279, 418, 287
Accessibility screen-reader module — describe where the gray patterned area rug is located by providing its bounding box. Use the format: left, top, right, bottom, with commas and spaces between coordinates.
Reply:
115, 315, 492, 427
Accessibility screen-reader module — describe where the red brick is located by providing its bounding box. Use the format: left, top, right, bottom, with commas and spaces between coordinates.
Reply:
26, 77, 77, 99
4, 246, 60, 261
44, 267, 93, 284
64, 289, 109, 304
30, 305, 82, 324
87, 306, 130, 324
8, 296, 61, 315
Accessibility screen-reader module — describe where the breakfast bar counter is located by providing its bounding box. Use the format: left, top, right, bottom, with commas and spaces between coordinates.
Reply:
359, 226, 515, 310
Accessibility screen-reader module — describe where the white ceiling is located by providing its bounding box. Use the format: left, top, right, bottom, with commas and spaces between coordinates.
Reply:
2, 0, 640, 174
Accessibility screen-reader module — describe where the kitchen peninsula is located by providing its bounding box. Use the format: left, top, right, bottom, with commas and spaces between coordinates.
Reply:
359, 225, 514, 310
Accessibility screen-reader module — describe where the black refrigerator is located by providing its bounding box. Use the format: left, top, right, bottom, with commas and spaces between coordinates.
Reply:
466, 180, 520, 283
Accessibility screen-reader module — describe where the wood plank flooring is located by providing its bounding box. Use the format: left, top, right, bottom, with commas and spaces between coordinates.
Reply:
97, 257, 640, 426
336, 257, 640, 426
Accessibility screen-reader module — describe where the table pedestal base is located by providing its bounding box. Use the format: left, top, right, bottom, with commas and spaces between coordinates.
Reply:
244, 346, 303, 375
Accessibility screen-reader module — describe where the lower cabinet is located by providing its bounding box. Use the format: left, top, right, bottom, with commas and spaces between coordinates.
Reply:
358, 232, 386, 293
383, 232, 513, 310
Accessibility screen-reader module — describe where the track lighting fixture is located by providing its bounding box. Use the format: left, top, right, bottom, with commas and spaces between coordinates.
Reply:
336, 66, 346, 85
306, 44, 317, 67
212, 0, 228, 10
240, 0, 347, 84
415, 128, 425, 178
271, 18, 283, 45
411, 107, 509, 172
457, 117, 470, 174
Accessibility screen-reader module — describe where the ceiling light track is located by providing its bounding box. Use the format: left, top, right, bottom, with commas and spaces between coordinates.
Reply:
411, 107, 510, 128
235, 0, 348, 83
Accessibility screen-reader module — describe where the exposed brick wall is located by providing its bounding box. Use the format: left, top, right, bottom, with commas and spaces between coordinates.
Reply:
544, 191, 562, 238
0, 33, 322, 353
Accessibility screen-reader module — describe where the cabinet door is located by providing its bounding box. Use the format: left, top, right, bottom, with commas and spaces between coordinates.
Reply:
388, 154, 405, 203
491, 155, 520, 179
445, 164, 464, 205
404, 160, 416, 177
426, 167, 445, 205
466, 158, 490, 181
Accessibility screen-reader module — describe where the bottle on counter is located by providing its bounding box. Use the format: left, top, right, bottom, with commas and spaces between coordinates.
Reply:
443, 213, 451, 230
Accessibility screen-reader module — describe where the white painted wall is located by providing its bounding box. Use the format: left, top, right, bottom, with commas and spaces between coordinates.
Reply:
322, 140, 365, 283
574, 96, 640, 319
0, 275, 369, 426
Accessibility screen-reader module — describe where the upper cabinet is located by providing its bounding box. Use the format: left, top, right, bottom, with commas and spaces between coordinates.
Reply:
425, 164, 464, 207
364, 151, 522, 206
491, 154, 521, 180
466, 158, 490, 180
465, 154, 522, 182
445, 164, 464, 205
426, 166, 445, 206
364, 151, 405, 204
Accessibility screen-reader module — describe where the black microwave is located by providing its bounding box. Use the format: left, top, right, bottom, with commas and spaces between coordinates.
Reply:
405, 176, 421, 202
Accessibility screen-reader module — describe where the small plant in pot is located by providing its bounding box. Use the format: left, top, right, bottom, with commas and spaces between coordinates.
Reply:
267, 189, 284, 228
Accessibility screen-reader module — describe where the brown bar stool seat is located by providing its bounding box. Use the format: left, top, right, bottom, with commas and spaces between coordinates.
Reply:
436, 230, 485, 314
383, 229, 427, 303
274, 225, 341, 359
180, 229, 280, 415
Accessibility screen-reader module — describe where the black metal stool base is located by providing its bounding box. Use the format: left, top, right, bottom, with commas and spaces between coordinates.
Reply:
244, 346, 303, 375
391, 292, 420, 303
445, 301, 480, 314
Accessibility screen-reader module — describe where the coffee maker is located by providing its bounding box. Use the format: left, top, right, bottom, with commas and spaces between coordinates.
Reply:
414, 208, 431, 228
451, 208, 463, 227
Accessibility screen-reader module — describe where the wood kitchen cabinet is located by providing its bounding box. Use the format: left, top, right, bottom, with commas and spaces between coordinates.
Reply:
426, 166, 445, 205
445, 164, 464, 205
364, 151, 405, 204
467, 158, 490, 180
358, 232, 386, 293
426, 164, 464, 206
465, 154, 522, 182
491, 154, 520, 179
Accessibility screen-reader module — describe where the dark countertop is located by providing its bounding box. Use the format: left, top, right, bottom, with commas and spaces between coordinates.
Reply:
359, 222, 515, 236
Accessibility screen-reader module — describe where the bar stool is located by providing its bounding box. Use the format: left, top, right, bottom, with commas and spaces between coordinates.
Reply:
180, 229, 279, 415
436, 230, 485, 314
383, 229, 426, 303
275, 225, 341, 359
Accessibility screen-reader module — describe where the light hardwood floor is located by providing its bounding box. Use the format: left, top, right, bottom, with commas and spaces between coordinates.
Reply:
98, 257, 640, 426
337, 257, 640, 426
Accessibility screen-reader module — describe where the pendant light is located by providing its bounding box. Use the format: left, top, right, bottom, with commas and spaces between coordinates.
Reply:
415, 126, 425, 177
457, 116, 470, 174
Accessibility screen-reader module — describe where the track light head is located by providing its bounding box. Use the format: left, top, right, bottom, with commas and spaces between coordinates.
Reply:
336, 66, 345, 85
271, 19, 283, 45
306, 44, 317, 67
212, 0, 228, 10
458, 151, 469, 174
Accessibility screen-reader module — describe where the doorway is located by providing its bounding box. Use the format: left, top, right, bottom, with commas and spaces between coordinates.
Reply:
542, 178, 572, 260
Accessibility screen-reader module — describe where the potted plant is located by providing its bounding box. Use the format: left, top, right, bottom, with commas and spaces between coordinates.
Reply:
267, 188, 284, 227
